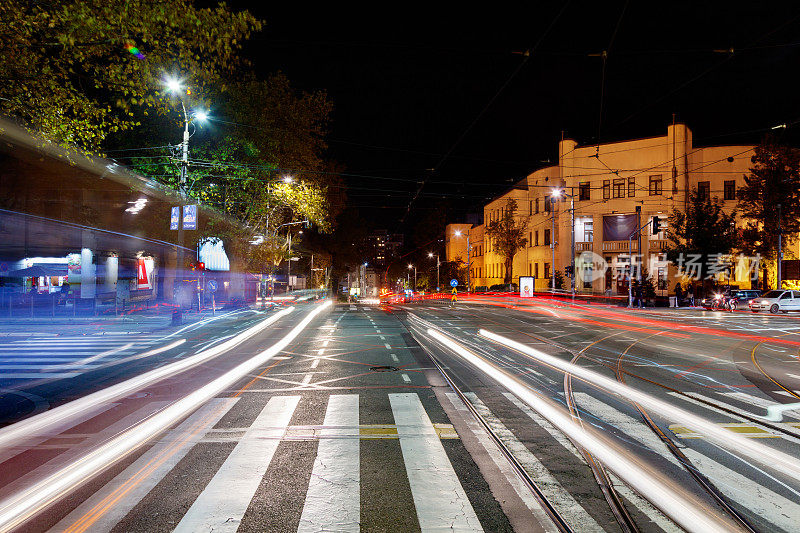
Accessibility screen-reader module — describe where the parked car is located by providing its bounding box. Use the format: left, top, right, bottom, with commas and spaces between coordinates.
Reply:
749, 290, 800, 313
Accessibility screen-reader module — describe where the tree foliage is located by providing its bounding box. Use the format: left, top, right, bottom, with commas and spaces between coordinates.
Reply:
0, 0, 261, 151
737, 136, 800, 260
485, 198, 528, 284
666, 188, 738, 280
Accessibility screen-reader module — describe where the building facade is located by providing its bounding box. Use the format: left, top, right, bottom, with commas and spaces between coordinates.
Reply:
447, 123, 767, 295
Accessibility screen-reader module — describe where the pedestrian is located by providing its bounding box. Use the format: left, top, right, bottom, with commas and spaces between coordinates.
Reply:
636, 283, 644, 308
687, 284, 695, 306
674, 282, 682, 307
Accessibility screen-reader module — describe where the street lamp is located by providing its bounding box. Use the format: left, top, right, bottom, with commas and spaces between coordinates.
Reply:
551, 187, 576, 295
454, 230, 471, 292
428, 252, 440, 291
408, 263, 416, 291
282, 175, 294, 184
163, 77, 209, 322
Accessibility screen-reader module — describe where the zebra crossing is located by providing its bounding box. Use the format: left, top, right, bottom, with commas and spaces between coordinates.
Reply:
29, 385, 800, 533
0, 333, 165, 383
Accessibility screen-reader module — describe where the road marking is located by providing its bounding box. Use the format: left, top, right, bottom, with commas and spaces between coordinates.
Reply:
53, 398, 237, 533
401, 373, 411, 383
375, 329, 381, 333
317, 349, 325, 355
310, 359, 320, 369
0, 372, 80, 379
577, 394, 800, 531
465, 393, 603, 531
322, 340, 330, 347
389, 393, 483, 531
720, 391, 800, 420
298, 395, 359, 532
384, 343, 391, 349
174, 396, 300, 533
302, 373, 313, 385
391, 354, 399, 362
379, 336, 385, 340
787, 373, 800, 380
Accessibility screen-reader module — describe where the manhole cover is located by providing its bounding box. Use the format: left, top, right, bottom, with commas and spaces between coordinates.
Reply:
370, 365, 399, 372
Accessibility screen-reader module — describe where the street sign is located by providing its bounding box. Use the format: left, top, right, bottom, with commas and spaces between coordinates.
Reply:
170, 206, 180, 230
183, 205, 197, 230
208, 279, 217, 293
450, 279, 458, 287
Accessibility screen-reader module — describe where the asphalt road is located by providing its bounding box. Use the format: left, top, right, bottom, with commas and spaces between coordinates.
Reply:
2, 297, 800, 532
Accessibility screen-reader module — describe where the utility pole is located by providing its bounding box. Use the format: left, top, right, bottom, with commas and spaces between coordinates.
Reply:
778, 203, 783, 289
551, 199, 556, 290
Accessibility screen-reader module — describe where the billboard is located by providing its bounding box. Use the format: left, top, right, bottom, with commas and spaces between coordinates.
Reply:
519, 276, 534, 298
170, 206, 180, 230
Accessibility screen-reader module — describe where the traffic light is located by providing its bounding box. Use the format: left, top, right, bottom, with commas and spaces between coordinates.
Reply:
652, 216, 661, 235
197, 262, 205, 271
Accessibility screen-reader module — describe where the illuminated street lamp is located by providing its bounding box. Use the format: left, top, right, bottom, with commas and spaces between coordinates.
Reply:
454, 230, 471, 292
408, 263, 416, 291
282, 175, 294, 184
551, 187, 576, 295
428, 252, 440, 291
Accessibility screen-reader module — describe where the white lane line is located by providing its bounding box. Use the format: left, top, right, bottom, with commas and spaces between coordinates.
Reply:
322, 340, 330, 347
443, 394, 558, 532
317, 349, 325, 355
464, 393, 603, 531
0, 372, 80, 379
401, 374, 411, 383
174, 396, 300, 533
391, 354, 399, 363
302, 373, 313, 385
787, 373, 800, 380
51, 398, 238, 533
379, 336, 386, 341
298, 395, 359, 532
384, 344, 391, 349
577, 393, 800, 532
389, 393, 483, 531
375, 329, 381, 333
310, 359, 320, 369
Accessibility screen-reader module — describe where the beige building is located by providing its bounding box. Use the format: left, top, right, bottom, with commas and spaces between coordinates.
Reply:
446, 123, 767, 295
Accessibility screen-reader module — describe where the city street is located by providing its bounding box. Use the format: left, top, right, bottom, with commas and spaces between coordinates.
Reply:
0, 297, 799, 531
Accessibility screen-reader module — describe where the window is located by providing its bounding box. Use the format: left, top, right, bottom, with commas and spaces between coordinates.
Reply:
535, 230, 539, 246
544, 229, 551, 246
613, 178, 625, 198
579, 182, 590, 201
628, 177, 636, 197
603, 180, 610, 199
528, 232, 532, 247
534, 263, 539, 278
535, 198, 539, 214
583, 267, 593, 289
544, 263, 550, 279
529, 200, 533, 215
698, 181, 710, 201
649, 175, 662, 196
544, 195, 551, 212
583, 221, 593, 242
724, 180, 736, 201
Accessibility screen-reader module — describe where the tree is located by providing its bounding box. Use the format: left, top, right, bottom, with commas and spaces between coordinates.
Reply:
737, 136, 800, 287
485, 198, 528, 284
0, 0, 261, 151
666, 188, 738, 285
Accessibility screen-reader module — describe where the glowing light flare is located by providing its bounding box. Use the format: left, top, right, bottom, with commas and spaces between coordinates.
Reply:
425, 328, 738, 533
479, 328, 800, 483
0, 308, 294, 451
0, 302, 330, 532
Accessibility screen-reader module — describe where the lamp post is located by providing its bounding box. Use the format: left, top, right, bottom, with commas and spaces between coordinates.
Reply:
552, 187, 576, 295
408, 264, 416, 291
454, 230, 471, 292
428, 252, 440, 291
164, 77, 208, 321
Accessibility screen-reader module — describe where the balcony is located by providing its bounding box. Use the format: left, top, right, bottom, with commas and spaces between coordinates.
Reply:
649, 239, 669, 252
576, 242, 593, 252
602, 240, 638, 252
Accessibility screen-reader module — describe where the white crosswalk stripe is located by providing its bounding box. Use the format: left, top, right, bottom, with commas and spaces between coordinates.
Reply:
174, 395, 300, 532
389, 392, 483, 532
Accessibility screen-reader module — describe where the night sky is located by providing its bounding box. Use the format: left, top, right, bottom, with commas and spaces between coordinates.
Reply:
229, 1, 800, 233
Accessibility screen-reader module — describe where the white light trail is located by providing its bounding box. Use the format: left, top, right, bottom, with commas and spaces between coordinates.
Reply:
426, 328, 741, 533
0, 301, 330, 533
479, 328, 800, 484
0, 307, 294, 451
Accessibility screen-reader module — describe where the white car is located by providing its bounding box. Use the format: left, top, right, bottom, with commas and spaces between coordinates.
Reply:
749, 290, 800, 313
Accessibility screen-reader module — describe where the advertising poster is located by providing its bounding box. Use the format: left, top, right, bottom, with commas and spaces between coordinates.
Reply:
183, 204, 197, 230
136, 258, 154, 290
519, 276, 534, 298
170, 206, 180, 230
